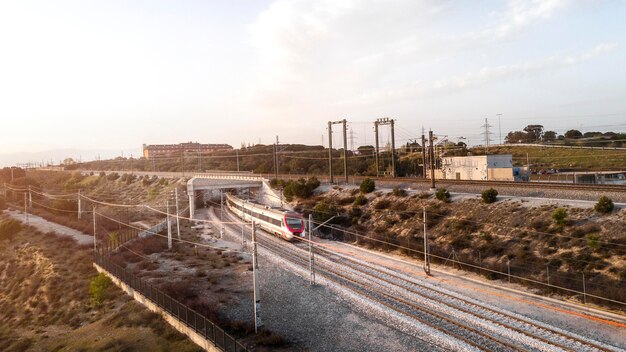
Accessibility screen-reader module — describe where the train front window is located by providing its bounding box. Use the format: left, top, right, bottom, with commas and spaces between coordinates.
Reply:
285, 218, 303, 229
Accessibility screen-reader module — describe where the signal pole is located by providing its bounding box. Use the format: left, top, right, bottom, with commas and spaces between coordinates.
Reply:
251, 221, 263, 332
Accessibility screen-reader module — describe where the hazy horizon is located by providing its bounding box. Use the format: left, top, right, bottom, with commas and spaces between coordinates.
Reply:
1, 0, 625, 165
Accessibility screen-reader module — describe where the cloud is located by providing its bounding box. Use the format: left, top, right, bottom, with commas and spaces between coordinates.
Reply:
471, 0, 570, 41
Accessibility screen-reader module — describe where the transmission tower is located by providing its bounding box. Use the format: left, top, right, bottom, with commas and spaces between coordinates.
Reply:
481, 118, 493, 153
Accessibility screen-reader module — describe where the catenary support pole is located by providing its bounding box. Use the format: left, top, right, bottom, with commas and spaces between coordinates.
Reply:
93, 206, 97, 254
167, 200, 172, 250
374, 121, 380, 176
582, 272, 587, 304
236, 150, 240, 172
220, 190, 224, 238
508, 259, 511, 283
342, 119, 348, 184
309, 214, 315, 285
175, 188, 181, 240
251, 221, 263, 332
429, 130, 436, 190
390, 119, 396, 177
28, 186, 32, 208
421, 134, 427, 179
24, 193, 28, 223
423, 207, 430, 275
78, 189, 82, 220
328, 121, 334, 183
546, 265, 550, 286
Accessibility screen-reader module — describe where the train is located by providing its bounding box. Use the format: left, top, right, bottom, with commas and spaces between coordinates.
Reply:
225, 193, 305, 241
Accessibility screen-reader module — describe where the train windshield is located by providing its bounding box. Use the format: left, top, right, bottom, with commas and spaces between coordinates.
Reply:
285, 217, 303, 229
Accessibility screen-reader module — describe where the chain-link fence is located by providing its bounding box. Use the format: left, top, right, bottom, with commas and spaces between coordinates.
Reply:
95, 254, 248, 352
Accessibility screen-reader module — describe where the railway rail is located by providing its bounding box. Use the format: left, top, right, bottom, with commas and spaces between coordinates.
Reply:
218, 207, 621, 352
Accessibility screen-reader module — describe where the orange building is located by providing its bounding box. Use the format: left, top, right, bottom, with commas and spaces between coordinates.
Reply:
142, 142, 232, 159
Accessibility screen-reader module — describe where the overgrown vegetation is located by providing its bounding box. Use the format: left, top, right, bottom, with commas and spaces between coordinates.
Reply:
594, 196, 614, 213
272, 177, 320, 201
0, 219, 21, 241
481, 188, 498, 204
359, 178, 376, 193
435, 188, 451, 203
89, 272, 113, 307
551, 208, 567, 226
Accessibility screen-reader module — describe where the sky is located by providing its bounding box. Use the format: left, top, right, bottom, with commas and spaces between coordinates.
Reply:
1, 0, 625, 165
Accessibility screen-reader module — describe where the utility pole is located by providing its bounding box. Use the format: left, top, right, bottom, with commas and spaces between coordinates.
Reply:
241, 201, 246, 249
78, 189, 82, 220
421, 133, 427, 179
236, 150, 240, 172
342, 119, 348, 183
220, 190, 224, 238
251, 221, 263, 332
423, 207, 430, 275
93, 206, 97, 254
274, 138, 279, 180
28, 186, 32, 208
166, 200, 172, 250
429, 130, 436, 190
181, 145, 185, 177
24, 192, 28, 224
328, 121, 334, 183
175, 188, 181, 240
374, 118, 396, 177
497, 113, 502, 145
309, 214, 315, 285
374, 121, 380, 176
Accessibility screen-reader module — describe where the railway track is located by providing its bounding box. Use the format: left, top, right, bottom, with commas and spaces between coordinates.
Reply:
217, 208, 621, 352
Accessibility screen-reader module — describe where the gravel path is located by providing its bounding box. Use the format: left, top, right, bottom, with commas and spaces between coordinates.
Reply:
6, 209, 93, 245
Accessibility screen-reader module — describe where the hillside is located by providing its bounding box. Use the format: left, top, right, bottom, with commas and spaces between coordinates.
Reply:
0, 214, 201, 352
294, 187, 626, 310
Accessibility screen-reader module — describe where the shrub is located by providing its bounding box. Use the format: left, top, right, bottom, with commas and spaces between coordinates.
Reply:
551, 208, 567, 226
282, 177, 320, 201
89, 273, 112, 307
106, 172, 120, 181
586, 234, 600, 249
435, 188, 450, 203
481, 188, 498, 204
353, 194, 368, 206
594, 196, 614, 214
392, 187, 407, 197
0, 219, 22, 241
359, 178, 375, 194
312, 201, 339, 223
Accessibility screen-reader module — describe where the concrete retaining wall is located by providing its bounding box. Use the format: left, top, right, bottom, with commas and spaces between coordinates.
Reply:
94, 263, 220, 352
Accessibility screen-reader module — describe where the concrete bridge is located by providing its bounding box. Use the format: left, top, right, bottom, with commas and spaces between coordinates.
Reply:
187, 174, 264, 218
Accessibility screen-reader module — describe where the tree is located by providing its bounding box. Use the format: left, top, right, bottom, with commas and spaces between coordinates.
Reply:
360, 178, 375, 193
594, 196, 614, 213
357, 145, 374, 156
542, 131, 557, 142
564, 130, 583, 139
481, 188, 498, 203
523, 125, 544, 142
551, 208, 567, 226
89, 273, 112, 307
312, 201, 339, 223
583, 131, 603, 138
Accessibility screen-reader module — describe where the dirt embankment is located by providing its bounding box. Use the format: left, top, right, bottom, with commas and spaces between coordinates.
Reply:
295, 188, 626, 309
0, 213, 201, 352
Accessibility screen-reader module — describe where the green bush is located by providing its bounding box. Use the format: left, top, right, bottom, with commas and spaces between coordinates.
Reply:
353, 194, 368, 206
481, 188, 498, 204
392, 186, 407, 197
0, 219, 21, 241
594, 196, 614, 214
89, 272, 112, 307
435, 188, 450, 203
359, 178, 375, 193
282, 177, 320, 201
312, 201, 339, 223
586, 234, 600, 249
551, 208, 567, 226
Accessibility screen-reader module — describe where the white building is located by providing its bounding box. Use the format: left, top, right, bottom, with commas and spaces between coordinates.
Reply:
440, 154, 514, 181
